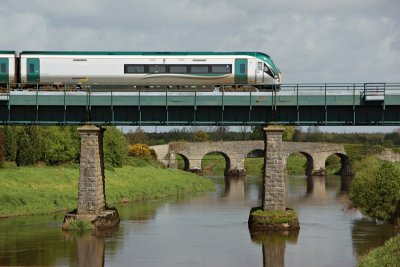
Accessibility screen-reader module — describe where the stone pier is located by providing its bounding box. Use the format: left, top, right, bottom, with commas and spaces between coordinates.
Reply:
248, 126, 299, 231
62, 125, 119, 230
262, 126, 286, 211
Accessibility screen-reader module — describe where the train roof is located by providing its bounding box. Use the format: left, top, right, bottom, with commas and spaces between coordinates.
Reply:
0, 50, 15, 54
20, 51, 271, 58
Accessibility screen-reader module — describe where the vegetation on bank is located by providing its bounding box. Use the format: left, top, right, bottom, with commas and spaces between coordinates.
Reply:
350, 157, 400, 224
0, 160, 215, 217
358, 234, 400, 267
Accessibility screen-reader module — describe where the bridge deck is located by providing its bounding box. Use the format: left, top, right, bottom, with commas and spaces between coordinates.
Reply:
1, 83, 399, 125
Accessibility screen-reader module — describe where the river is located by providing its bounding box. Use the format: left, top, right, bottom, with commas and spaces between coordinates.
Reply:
0, 175, 395, 267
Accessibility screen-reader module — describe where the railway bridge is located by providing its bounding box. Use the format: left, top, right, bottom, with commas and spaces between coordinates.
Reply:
2, 82, 399, 229
151, 140, 349, 176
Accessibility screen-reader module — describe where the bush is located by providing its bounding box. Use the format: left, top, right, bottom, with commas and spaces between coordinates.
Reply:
350, 159, 400, 222
128, 143, 157, 159
103, 127, 128, 168
0, 131, 5, 167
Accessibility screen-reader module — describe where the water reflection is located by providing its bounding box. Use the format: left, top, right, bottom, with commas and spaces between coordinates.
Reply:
224, 176, 246, 200
63, 229, 117, 267
351, 218, 395, 261
250, 230, 299, 267
0, 175, 396, 266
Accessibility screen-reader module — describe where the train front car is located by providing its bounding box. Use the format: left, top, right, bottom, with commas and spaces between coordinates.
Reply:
0, 51, 16, 90
253, 52, 281, 91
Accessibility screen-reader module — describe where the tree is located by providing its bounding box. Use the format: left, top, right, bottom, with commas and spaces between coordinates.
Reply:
42, 126, 80, 164
126, 127, 148, 144
103, 126, 128, 168
2, 126, 18, 161
193, 129, 209, 142
282, 126, 296, 141
350, 159, 400, 223
0, 131, 5, 167
16, 130, 37, 166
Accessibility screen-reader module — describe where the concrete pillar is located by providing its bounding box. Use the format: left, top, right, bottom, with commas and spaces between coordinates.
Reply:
262, 126, 286, 211
77, 125, 106, 215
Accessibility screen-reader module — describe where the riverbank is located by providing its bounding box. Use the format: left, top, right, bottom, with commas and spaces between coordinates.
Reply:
358, 234, 400, 267
0, 163, 215, 217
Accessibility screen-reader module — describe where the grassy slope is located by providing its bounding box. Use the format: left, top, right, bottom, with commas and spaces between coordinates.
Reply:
358, 234, 400, 267
0, 164, 215, 217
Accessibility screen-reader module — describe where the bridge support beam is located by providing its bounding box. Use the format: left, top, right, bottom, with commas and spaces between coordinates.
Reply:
62, 125, 119, 230
248, 126, 299, 231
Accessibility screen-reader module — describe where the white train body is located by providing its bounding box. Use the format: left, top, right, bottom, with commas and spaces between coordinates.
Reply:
3, 51, 281, 90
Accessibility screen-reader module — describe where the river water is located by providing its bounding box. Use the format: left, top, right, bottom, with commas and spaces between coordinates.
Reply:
0, 175, 395, 267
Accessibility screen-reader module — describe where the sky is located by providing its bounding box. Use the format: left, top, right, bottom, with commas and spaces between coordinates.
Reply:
1, 0, 399, 132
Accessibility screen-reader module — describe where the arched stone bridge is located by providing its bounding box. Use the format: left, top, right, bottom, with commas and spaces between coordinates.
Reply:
151, 141, 349, 176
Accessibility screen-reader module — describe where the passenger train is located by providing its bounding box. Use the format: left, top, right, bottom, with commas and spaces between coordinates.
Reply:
0, 51, 281, 91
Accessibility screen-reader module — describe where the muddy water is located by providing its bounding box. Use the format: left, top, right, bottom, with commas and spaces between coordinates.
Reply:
0, 175, 395, 267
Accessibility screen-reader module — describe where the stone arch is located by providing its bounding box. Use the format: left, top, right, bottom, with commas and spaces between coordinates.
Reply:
246, 149, 264, 158
286, 151, 314, 176
324, 152, 350, 176
201, 151, 231, 175
176, 153, 190, 171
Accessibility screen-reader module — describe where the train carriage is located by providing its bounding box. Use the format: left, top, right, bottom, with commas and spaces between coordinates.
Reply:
10, 51, 281, 91
0, 51, 16, 86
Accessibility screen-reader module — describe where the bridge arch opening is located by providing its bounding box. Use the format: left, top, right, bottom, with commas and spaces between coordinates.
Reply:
286, 151, 314, 176
176, 153, 190, 171
201, 152, 231, 176
245, 149, 264, 176
325, 153, 350, 176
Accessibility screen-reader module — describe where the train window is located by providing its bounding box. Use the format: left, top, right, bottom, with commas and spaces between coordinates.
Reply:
169, 65, 188, 74
211, 64, 231, 74
148, 65, 167, 74
125, 65, 145, 74
240, 64, 246, 73
190, 65, 209, 74
29, 63, 35, 74
257, 62, 262, 71
0, 63, 5, 73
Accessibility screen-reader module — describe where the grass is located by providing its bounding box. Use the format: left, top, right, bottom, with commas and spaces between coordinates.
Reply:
0, 160, 215, 217
358, 234, 400, 267
66, 220, 94, 231
250, 207, 299, 224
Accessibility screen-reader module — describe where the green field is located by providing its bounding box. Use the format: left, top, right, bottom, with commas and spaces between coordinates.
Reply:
0, 162, 215, 217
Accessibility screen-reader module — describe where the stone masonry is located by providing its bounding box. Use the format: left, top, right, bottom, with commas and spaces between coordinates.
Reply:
63, 125, 120, 230
77, 125, 106, 215
262, 126, 286, 211
151, 141, 349, 176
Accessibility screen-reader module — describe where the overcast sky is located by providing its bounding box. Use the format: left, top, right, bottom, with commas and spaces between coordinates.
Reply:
1, 0, 399, 83
1, 0, 399, 132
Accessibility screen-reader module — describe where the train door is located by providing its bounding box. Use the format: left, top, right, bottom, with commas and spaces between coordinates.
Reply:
0, 58, 9, 83
234, 59, 248, 84
27, 58, 40, 83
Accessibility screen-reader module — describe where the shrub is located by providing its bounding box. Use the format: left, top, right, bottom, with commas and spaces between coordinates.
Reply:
0, 131, 5, 167
350, 159, 400, 222
128, 143, 157, 159
103, 127, 128, 168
